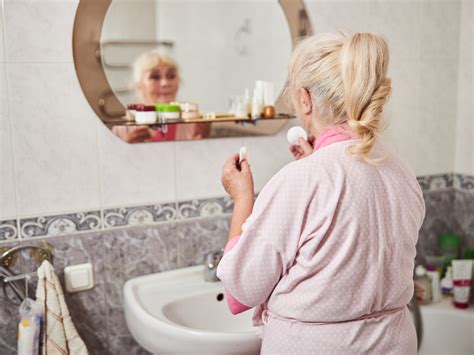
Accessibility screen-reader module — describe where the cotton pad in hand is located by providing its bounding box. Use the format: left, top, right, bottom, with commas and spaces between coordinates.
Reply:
239, 146, 248, 163
287, 126, 308, 145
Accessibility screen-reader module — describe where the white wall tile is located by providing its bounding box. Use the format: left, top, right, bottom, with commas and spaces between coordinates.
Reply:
366, 1, 419, 62
175, 137, 244, 201
417, 0, 461, 60
455, 58, 473, 176
8, 63, 101, 216
0, 3, 5, 63
414, 57, 458, 175
384, 59, 420, 170
3, 1, 78, 62
0, 120, 17, 220
243, 120, 295, 192
97, 123, 176, 208
0, 62, 17, 219
306, 0, 371, 34
455, 1, 473, 175
459, 0, 473, 60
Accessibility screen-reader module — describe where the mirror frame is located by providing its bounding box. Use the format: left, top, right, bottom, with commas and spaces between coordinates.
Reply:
72, 0, 313, 130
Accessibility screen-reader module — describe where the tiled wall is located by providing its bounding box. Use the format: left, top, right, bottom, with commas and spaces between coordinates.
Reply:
0, 0, 470, 229
418, 174, 474, 259
0, 215, 231, 354
0, 1, 472, 354
455, 0, 473, 175
0, 175, 472, 354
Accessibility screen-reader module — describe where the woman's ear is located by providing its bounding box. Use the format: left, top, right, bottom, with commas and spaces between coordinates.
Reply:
299, 88, 312, 115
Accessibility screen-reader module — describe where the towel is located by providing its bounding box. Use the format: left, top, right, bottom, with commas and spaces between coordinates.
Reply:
36, 260, 89, 355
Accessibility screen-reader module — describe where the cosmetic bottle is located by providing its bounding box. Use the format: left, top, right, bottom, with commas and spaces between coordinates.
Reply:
414, 265, 432, 304
426, 265, 441, 302
452, 259, 473, 309
441, 266, 453, 296
251, 89, 261, 119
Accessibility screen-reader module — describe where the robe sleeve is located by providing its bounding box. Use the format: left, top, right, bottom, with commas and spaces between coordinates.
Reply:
221, 236, 251, 314
217, 164, 310, 310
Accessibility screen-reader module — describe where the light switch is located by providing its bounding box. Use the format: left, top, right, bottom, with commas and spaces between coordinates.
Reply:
64, 263, 95, 293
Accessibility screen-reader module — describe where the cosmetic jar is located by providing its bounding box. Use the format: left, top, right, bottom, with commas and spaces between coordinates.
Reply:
126, 104, 138, 121
135, 104, 157, 124
263, 105, 275, 118
179, 102, 200, 119
155, 104, 181, 121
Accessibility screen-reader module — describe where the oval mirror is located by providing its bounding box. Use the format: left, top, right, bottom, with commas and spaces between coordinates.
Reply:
73, 0, 312, 143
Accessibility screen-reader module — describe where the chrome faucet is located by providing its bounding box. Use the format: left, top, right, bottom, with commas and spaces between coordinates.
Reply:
203, 249, 224, 282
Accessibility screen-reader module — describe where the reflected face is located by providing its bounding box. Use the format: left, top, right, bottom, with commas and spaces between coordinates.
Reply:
139, 64, 179, 104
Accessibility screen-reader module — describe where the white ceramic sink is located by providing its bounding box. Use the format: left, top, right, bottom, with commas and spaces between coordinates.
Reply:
123, 265, 261, 354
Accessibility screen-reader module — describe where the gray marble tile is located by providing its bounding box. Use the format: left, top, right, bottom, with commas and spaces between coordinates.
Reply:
0, 241, 20, 355
20, 233, 109, 355
454, 190, 474, 251
417, 190, 456, 260
104, 223, 177, 354
177, 216, 231, 268
0, 296, 19, 355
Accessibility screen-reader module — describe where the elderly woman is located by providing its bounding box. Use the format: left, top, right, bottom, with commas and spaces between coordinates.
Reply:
217, 32, 425, 354
113, 50, 209, 143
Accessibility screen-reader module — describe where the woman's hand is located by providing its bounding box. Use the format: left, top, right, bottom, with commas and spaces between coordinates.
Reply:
289, 135, 316, 160
125, 126, 152, 143
221, 154, 254, 203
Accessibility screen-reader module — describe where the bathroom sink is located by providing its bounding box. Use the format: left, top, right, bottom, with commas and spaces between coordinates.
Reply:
123, 265, 261, 354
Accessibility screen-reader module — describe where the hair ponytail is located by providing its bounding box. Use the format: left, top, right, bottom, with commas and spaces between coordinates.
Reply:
340, 33, 391, 163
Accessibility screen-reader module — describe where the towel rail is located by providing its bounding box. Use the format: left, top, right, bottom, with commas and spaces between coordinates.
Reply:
0, 243, 54, 305
4, 271, 38, 283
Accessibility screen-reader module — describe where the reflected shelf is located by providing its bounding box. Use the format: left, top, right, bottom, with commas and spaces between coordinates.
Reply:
105, 113, 296, 127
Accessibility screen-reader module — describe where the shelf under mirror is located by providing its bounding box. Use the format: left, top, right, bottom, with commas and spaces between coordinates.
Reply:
105, 114, 296, 128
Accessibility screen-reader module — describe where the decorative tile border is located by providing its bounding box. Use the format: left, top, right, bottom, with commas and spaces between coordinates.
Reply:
454, 174, 474, 191
0, 173, 471, 240
417, 173, 473, 192
416, 173, 453, 191
20, 211, 101, 239
0, 220, 18, 242
103, 203, 177, 228
177, 197, 234, 219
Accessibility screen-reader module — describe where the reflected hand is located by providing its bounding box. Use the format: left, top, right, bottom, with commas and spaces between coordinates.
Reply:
289, 135, 315, 160
221, 153, 254, 203
125, 127, 152, 143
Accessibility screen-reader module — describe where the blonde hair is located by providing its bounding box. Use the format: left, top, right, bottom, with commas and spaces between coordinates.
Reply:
286, 32, 391, 164
132, 49, 179, 86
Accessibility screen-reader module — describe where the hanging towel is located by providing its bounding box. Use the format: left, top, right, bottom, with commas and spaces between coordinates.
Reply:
36, 260, 89, 355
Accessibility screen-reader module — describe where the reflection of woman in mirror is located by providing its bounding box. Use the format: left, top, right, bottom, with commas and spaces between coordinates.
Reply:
112, 50, 210, 143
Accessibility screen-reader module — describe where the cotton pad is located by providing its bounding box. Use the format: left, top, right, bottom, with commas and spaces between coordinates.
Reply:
239, 146, 248, 164
287, 126, 308, 145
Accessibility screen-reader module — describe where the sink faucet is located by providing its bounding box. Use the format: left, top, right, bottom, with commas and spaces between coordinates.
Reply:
203, 249, 224, 282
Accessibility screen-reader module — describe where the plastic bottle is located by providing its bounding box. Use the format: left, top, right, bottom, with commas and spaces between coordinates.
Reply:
244, 88, 251, 117
251, 89, 261, 119
414, 265, 432, 304
426, 266, 441, 302
438, 233, 460, 267
441, 265, 453, 296
18, 298, 43, 355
